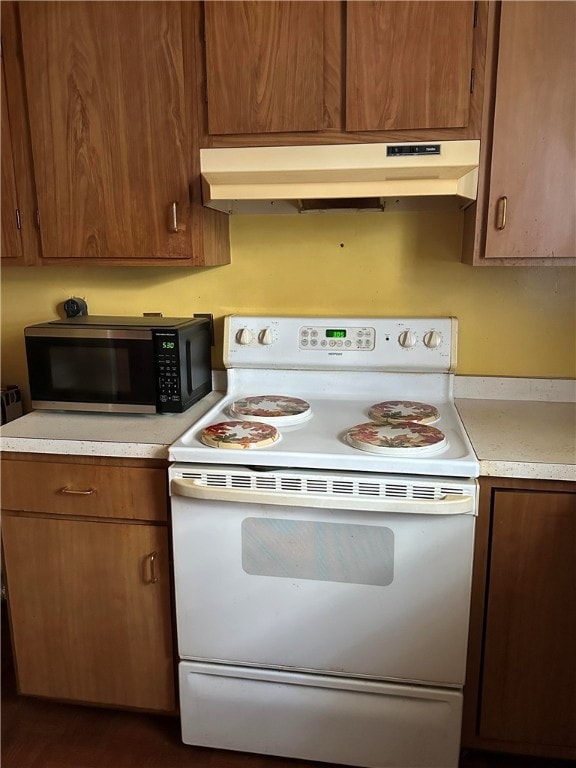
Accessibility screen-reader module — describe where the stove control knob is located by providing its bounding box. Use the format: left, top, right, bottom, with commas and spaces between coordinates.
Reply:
236, 327, 254, 345
258, 328, 274, 345
423, 330, 442, 349
398, 330, 416, 348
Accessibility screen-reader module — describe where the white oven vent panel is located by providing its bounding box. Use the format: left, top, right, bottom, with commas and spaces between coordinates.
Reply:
172, 467, 478, 515
180, 469, 467, 499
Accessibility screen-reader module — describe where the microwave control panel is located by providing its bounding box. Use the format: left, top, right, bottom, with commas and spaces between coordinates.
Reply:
153, 330, 182, 407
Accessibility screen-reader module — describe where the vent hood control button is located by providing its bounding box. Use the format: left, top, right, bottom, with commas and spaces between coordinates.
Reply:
398, 330, 417, 349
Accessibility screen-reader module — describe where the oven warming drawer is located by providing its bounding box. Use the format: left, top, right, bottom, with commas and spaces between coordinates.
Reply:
180, 661, 462, 768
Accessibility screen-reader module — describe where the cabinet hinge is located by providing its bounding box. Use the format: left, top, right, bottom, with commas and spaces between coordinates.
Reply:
473, 1, 479, 28
15, 209, 21, 230
470, 68, 475, 94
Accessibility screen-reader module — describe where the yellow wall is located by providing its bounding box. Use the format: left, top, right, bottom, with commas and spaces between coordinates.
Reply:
2, 212, 575, 407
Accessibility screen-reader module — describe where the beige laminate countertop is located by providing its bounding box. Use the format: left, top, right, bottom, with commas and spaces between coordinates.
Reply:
0, 391, 223, 460
455, 398, 576, 482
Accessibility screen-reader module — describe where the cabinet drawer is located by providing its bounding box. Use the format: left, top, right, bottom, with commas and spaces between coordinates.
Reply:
1, 459, 167, 521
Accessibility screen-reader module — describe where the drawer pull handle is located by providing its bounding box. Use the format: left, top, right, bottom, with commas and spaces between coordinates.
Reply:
148, 551, 159, 583
59, 486, 96, 495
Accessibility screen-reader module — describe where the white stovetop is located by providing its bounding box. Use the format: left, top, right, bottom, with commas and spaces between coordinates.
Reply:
168, 367, 479, 478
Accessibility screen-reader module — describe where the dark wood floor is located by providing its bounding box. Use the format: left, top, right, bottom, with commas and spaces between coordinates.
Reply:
1, 606, 571, 768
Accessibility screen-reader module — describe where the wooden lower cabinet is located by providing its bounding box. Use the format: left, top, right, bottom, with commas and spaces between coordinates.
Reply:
1, 454, 176, 713
463, 476, 576, 760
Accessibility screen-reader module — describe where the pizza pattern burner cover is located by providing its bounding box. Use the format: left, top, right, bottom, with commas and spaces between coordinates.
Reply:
368, 400, 440, 424
346, 421, 447, 455
200, 421, 280, 449
229, 395, 312, 425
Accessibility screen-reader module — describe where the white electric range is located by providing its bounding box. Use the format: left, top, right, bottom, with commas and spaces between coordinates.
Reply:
169, 316, 479, 768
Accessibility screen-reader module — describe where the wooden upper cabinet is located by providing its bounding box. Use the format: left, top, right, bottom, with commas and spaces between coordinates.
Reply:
1, 53, 23, 262
484, 2, 575, 260
18, 2, 191, 261
346, 1, 475, 131
1, 1, 40, 265
200, 0, 484, 145
204, 1, 325, 135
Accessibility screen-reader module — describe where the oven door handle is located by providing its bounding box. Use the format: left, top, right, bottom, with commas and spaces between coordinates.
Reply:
171, 479, 476, 515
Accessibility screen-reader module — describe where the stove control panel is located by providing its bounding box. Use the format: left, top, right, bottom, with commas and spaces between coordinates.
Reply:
299, 325, 375, 350
224, 316, 457, 372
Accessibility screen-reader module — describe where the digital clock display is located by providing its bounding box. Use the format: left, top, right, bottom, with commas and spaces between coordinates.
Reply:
162, 341, 175, 349
325, 329, 346, 338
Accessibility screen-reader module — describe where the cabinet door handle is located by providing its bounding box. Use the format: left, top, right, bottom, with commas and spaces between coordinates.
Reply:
59, 486, 96, 495
147, 551, 160, 583
169, 202, 178, 233
496, 196, 508, 230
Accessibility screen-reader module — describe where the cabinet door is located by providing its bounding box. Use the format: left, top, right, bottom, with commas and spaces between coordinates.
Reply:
204, 1, 324, 135
18, 2, 190, 261
346, 1, 475, 131
1, 50, 23, 262
484, 2, 575, 259
480, 489, 576, 750
2, 514, 175, 712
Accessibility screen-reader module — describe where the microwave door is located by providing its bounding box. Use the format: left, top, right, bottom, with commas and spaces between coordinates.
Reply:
26, 331, 157, 413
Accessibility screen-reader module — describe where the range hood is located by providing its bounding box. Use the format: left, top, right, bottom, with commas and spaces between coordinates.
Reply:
200, 140, 480, 215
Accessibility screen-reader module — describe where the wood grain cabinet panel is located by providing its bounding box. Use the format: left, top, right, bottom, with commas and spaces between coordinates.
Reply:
484, 2, 575, 260
463, 477, 576, 760
1, 458, 168, 521
1, 454, 175, 712
463, 1, 576, 265
346, 1, 475, 131
1, 55, 23, 262
18, 2, 191, 261
0, 2, 40, 265
2, 514, 175, 712
204, 1, 325, 135
201, 0, 484, 146
480, 489, 576, 749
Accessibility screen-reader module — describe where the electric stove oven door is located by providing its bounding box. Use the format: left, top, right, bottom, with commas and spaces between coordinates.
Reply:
170, 464, 477, 768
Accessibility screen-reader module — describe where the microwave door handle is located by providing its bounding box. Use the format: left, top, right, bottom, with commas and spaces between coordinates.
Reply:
170, 479, 476, 516
186, 340, 193, 396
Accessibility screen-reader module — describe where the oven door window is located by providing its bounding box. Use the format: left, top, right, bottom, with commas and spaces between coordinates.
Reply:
242, 518, 394, 586
26, 337, 155, 405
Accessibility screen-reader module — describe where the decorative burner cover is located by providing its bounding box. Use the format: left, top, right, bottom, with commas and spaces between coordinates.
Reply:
200, 421, 280, 450
368, 400, 440, 425
345, 421, 447, 455
229, 395, 312, 425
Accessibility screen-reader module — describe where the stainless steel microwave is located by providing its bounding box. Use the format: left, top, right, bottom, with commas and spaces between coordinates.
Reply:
24, 316, 212, 414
